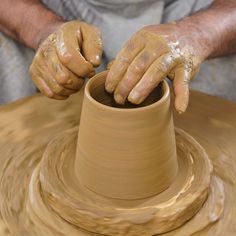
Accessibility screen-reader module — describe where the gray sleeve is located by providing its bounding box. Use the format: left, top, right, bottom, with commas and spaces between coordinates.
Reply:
162, 0, 213, 23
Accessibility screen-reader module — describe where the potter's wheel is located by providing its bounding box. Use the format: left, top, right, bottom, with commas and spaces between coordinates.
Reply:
28, 127, 212, 235
0, 89, 235, 235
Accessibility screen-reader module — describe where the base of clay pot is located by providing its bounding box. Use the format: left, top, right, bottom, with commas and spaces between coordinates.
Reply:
29, 126, 213, 235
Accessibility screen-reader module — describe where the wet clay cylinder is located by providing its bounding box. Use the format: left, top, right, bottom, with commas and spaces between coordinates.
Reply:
75, 71, 178, 200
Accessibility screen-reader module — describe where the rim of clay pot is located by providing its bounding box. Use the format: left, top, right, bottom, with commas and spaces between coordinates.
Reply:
85, 71, 169, 112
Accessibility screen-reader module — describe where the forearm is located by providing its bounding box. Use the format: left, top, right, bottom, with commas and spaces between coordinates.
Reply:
176, 0, 236, 59
0, 0, 64, 49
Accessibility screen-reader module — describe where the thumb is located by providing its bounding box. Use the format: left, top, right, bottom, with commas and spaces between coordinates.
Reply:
81, 22, 103, 67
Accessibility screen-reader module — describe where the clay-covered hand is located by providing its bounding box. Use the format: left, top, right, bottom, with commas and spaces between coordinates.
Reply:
105, 23, 208, 113
30, 20, 102, 99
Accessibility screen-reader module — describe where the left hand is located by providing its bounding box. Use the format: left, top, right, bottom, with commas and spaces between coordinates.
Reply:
29, 20, 102, 100
105, 23, 210, 113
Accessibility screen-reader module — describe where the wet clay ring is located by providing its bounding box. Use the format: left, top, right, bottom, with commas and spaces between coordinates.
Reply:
29, 126, 212, 235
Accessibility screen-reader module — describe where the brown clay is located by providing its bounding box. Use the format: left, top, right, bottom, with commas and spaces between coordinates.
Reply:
76, 72, 178, 200
0, 71, 235, 235
31, 126, 212, 235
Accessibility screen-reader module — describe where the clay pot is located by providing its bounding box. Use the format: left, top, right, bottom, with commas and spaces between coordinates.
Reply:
75, 71, 178, 200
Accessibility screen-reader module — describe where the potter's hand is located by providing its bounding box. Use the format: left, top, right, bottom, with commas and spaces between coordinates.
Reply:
30, 21, 102, 99
105, 23, 208, 113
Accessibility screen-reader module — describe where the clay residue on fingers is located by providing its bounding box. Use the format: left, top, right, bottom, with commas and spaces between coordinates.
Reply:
105, 25, 202, 113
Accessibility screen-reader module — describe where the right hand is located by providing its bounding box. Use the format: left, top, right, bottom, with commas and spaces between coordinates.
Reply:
29, 20, 102, 99
105, 23, 209, 113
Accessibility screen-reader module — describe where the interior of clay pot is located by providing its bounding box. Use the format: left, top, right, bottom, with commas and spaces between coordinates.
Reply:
88, 75, 164, 109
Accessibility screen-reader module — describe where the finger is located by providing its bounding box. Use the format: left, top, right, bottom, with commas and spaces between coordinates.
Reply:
105, 35, 145, 93
81, 22, 103, 67
31, 72, 54, 98
128, 53, 177, 104
42, 70, 76, 97
34, 51, 76, 97
34, 75, 69, 100
55, 23, 95, 78
30, 54, 54, 98
31, 69, 68, 100
54, 63, 84, 91
47, 46, 84, 91
113, 49, 161, 104
173, 67, 191, 113
50, 95, 68, 100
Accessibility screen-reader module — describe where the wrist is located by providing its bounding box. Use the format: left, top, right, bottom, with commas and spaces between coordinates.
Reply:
175, 3, 236, 60
175, 17, 215, 61
19, 3, 64, 50
34, 19, 64, 50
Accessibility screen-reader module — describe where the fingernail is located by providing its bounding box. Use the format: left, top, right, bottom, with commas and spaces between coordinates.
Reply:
177, 109, 183, 114
114, 93, 125, 104
95, 54, 101, 62
90, 55, 101, 67
176, 104, 186, 114
128, 90, 142, 104
105, 83, 115, 93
